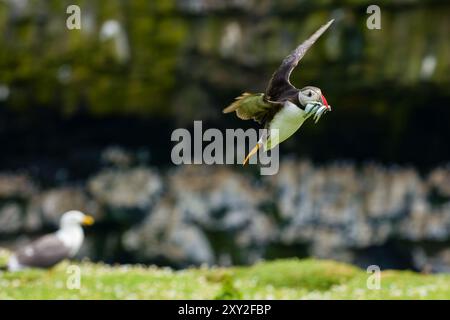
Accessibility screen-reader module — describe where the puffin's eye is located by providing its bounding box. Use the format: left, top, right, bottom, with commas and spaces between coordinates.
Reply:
307, 91, 312, 97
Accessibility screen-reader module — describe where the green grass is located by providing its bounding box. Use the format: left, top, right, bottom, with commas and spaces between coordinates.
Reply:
1, 249, 449, 299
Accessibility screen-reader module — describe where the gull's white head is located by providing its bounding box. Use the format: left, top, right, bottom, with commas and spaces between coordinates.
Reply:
60, 210, 95, 229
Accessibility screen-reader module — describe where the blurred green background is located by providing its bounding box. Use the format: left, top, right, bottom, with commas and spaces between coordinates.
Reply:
0, 0, 449, 271
0, 0, 449, 169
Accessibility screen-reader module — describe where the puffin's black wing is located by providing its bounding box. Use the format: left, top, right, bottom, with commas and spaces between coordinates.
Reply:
265, 19, 334, 102
15, 234, 71, 268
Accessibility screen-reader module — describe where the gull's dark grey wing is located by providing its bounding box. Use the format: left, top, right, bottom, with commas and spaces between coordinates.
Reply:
265, 19, 334, 102
15, 234, 71, 269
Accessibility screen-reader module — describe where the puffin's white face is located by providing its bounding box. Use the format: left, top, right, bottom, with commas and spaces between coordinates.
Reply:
60, 210, 95, 228
298, 86, 330, 110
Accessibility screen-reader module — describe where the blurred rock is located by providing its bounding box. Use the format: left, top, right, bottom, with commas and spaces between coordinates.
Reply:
168, 166, 266, 227
0, 173, 35, 199
101, 146, 134, 168
0, 203, 22, 233
235, 210, 276, 263
167, 166, 275, 264
88, 167, 162, 223
413, 247, 450, 273
271, 160, 450, 267
428, 166, 450, 197
123, 200, 214, 266
37, 187, 98, 225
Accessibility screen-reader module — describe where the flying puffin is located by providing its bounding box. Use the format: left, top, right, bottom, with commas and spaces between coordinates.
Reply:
5, 210, 94, 271
223, 19, 334, 165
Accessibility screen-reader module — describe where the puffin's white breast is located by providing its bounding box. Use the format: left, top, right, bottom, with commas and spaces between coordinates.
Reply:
264, 101, 307, 150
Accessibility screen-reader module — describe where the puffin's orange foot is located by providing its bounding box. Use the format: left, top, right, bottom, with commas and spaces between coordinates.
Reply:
243, 143, 261, 166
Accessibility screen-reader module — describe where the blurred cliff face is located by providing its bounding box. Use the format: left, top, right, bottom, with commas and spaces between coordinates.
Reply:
0, 0, 449, 167
2, 156, 450, 272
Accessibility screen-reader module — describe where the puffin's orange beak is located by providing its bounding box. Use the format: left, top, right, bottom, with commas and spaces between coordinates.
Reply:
321, 95, 331, 111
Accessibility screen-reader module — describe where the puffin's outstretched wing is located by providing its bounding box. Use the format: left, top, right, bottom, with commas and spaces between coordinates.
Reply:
223, 92, 282, 124
265, 19, 334, 102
